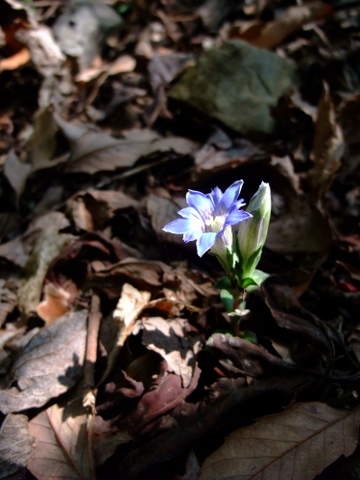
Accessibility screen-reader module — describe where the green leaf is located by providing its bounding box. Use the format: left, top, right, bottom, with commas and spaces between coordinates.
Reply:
251, 269, 269, 285
240, 277, 258, 289
220, 289, 235, 313
241, 269, 269, 289
214, 276, 232, 290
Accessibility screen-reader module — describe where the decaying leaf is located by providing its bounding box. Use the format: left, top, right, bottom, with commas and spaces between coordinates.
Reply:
3, 150, 32, 202
36, 282, 72, 324
17, 226, 75, 316
28, 398, 95, 480
127, 362, 201, 434
0, 414, 34, 479
137, 317, 201, 387
146, 194, 183, 243
52, 114, 196, 174
209, 333, 296, 377
0, 279, 18, 327
243, 3, 332, 50
93, 416, 133, 466
86, 258, 171, 297
263, 279, 333, 355
0, 211, 70, 268
0, 310, 87, 414
67, 189, 140, 232
266, 196, 332, 254
98, 283, 151, 385
199, 402, 360, 480
310, 83, 345, 202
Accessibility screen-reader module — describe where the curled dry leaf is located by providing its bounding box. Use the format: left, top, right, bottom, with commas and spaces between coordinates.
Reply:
75, 54, 136, 83
310, 83, 345, 202
0, 46, 31, 70
146, 194, 183, 243
28, 398, 96, 480
93, 415, 133, 466
98, 283, 151, 385
263, 279, 332, 355
266, 196, 332, 254
36, 282, 72, 324
138, 317, 202, 387
0, 310, 87, 414
52, 114, 196, 175
67, 189, 139, 232
86, 258, 172, 297
3, 150, 32, 202
128, 364, 202, 435
0, 414, 34, 479
199, 402, 360, 480
17, 226, 75, 316
209, 333, 296, 377
244, 2, 332, 50
0, 279, 18, 327
0, 211, 70, 268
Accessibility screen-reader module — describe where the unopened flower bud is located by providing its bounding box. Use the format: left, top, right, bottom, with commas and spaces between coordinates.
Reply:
237, 182, 271, 278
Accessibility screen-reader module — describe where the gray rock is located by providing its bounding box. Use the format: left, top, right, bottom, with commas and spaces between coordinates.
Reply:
169, 40, 297, 135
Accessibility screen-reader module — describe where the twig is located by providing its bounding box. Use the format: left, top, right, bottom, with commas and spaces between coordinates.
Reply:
83, 293, 102, 409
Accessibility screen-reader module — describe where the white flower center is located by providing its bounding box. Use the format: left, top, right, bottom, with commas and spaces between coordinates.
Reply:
205, 215, 226, 233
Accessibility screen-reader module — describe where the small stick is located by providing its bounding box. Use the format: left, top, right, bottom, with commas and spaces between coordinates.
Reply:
83, 294, 102, 409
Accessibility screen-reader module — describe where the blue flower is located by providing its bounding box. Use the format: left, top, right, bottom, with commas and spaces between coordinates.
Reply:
163, 180, 252, 257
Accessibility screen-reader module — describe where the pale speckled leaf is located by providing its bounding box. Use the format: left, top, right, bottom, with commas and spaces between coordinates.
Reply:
0, 414, 34, 479
200, 402, 360, 480
0, 310, 87, 414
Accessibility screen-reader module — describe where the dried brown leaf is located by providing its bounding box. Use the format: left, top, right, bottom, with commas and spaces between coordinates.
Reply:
52, 114, 196, 175
209, 333, 295, 377
98, 283, 151, 385
86, 258, 172, 297
0, 211, 70, 268
146, 194, 182, 242
263, 280, 332, 354
75, 54, 136, 83
28, 398, 95, 480
138, 317, 201, 387
310, 83, 345, 202
17, 227, 75, 316
0, 47, 31, 71
200, 402, 360, 480
267, 197, 332, 254
0, 280, 18, 327
36, 283, 72, 324
0, 310, 87, 414
128, 365, 201, 434
248, 3, 332, 49
93, 422, 133, 465
3, 151, 32, 201
67, 189, 139, 232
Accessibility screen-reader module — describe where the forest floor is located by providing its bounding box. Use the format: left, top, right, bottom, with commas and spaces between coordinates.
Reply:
0, 0, 360, 479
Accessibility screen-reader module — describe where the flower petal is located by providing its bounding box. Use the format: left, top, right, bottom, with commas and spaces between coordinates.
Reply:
186, 190, 213, 219
208, 186, 223, 208
196, 232, 217, 257
163, 218, 193, 234
224, 210, 252, 227
178, 206, 203, 221
183, 230, 202, 242
235, 199, 246, 210
219, 180, 243, 211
